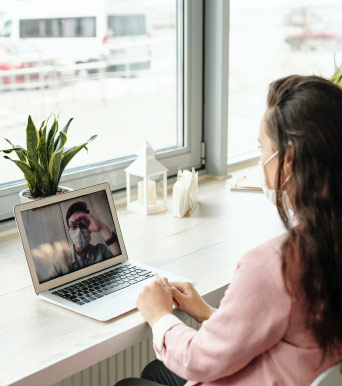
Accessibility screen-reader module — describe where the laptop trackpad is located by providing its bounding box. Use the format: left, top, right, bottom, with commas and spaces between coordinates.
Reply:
89, 285, 142, 320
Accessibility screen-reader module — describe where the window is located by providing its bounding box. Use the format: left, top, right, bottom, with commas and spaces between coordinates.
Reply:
107, 15, 147, 37
0, 19, 11, 37
0, 0, 203, 223
20, 18, 97, 38
227, 1, 340, 165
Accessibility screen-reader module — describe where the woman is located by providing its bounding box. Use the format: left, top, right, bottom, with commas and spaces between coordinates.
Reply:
116, 75, 342, 386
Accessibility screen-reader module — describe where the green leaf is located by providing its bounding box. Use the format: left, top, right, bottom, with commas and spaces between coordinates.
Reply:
59, 135, 97, 179
4, 138, 15, 147
39, 120, 46, 130
17, 150, 27, 162
0, 147, 22, 153
35, 163, 52, 196
46, 117, 57, 145
330, 56, 342, 87
47, 118, 58, 161
26, 115, 39, 167
54, 118, 73, 150
38, 122, 48, 171
62, 117, 73, 134
62, 145, 75, 155
3, 156, 35, 190
3, 139, 27, 162
88, 134, 97, 142
48, 147, 64, 192
1, 149, 15, 154
55, 131, 67, 152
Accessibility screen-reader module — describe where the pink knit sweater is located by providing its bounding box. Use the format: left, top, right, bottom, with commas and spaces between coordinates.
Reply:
154, 234, 340, 385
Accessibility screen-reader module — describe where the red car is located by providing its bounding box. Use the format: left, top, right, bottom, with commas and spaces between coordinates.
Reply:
0, 40, 55, 85
286, 29, 342, 51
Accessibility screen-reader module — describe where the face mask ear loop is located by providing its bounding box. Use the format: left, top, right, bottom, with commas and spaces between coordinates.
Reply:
281, 172, 292, 188
263, 150, 279, 166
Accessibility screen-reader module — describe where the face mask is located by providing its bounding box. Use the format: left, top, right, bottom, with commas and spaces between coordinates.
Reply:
69, 228, 91, 249
258, 150, 292, 208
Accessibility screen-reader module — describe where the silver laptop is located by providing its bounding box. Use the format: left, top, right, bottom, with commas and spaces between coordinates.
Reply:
14, 183, 190, 321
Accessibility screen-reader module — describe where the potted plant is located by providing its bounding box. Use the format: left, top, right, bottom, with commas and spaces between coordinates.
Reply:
0, 115, 97, 202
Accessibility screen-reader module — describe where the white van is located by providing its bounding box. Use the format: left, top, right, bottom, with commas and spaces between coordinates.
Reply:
0, 0, 151, 72
0, 0, 107, 65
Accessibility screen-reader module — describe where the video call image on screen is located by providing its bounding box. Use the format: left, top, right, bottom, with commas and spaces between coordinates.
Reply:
21, 190, 122, 284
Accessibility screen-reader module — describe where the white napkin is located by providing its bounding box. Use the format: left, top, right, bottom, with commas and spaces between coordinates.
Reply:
172, 167, 199, 217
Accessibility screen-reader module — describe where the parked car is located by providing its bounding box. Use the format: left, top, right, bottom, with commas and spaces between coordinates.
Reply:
0, 40, 55, 85
285, 24, 342, 51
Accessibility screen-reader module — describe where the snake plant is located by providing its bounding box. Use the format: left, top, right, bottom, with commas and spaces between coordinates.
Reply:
0, 115, 97, 198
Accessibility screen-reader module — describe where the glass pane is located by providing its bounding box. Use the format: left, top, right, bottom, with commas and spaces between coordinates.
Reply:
108, 15, 147, 37
228, 0, 340, 164
0, 0, 180, 186
62, 19, 77, 37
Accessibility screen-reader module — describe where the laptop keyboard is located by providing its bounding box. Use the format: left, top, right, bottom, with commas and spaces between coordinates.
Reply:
52, 264, 154, 306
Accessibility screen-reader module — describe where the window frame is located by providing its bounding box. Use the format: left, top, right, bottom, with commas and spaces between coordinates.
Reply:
203, 0, 258, 173
0, 0, 203, 224
203, 0, 229, 176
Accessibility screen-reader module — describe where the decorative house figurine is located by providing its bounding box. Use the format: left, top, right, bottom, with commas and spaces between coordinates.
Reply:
125, 142, 168, 215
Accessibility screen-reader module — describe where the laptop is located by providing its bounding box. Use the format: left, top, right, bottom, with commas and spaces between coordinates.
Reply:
14, 182, 190, 321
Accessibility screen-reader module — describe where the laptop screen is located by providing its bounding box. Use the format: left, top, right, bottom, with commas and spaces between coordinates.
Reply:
21, 189, 122, 284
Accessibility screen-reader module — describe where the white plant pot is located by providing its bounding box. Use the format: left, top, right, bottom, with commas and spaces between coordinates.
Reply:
19, 186, 73, 204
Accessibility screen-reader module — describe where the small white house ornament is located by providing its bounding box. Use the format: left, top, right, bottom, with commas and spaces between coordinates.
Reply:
125, 142, 168, 215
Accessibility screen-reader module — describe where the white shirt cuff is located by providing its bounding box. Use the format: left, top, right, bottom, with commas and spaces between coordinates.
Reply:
152, 314, 184, 360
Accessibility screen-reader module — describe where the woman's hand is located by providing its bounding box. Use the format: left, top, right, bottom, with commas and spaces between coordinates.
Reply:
136, 276, 173, 327
171, 282, 216, 323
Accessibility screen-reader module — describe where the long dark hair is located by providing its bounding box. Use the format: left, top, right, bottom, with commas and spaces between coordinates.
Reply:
266, 75, 342, 360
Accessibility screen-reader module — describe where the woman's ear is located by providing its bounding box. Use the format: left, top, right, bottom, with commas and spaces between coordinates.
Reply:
284, 141, 293, 177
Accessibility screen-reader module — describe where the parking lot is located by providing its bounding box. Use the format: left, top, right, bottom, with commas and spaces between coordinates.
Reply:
1, 1, 342, 184
0, 38, 178, 185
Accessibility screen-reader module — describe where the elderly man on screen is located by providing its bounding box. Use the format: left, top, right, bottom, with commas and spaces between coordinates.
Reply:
65, 201, 121, 270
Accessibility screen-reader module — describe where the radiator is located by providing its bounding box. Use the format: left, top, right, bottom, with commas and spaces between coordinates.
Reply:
53, 318, 201, 386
